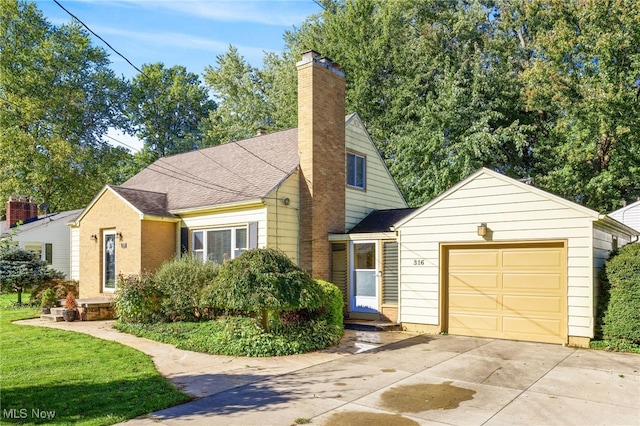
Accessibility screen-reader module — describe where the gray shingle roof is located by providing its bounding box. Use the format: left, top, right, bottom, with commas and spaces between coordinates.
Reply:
120, 129, 299, 213
349, 208, 418, 233
110, 187, 171, 218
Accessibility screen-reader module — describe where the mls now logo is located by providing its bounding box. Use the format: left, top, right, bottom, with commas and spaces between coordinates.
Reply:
3, 408, 56, 420
3, 408, 27, 419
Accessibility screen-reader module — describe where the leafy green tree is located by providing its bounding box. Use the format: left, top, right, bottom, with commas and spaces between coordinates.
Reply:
504, 0, 640, 211
0, 246, 64, 305
0, 0, 132, 211
208, 248, 324, 331
127, 63, 216, 160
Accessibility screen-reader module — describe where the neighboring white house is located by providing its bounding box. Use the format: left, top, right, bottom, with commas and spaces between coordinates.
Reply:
2, 206, 82, 279
609, 200, 640, 233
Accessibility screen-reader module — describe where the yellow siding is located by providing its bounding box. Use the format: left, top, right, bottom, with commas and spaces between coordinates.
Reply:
397, 172, 598, 338
265, 172, 300, 264
181, 205, 268, 250
345, 116, 406, 229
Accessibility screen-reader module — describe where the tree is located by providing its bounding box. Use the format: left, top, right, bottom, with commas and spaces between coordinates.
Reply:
127, 63, 216, 160
502, 0, 640, 212
0, 0, 132, 211
0, 246, 64, 305
208, 248, 323, 331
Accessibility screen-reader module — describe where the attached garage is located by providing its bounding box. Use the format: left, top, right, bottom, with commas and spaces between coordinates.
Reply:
394, 168, 638, 347
445, 242, 566, 344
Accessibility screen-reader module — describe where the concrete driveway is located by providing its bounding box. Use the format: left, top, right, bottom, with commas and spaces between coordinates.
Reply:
20, 319, 640, 425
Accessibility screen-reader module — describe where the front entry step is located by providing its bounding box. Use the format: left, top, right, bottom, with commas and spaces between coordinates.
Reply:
344, 320, 402, 332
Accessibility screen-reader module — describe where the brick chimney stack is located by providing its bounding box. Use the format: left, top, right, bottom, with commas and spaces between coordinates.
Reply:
297, 50, 346, 280
6, 196, 39, 228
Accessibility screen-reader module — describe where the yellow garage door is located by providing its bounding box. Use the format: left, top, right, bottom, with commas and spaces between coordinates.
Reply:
447, 242, 566, 344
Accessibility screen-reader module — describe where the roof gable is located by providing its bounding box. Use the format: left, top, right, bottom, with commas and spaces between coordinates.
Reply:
396, 168, 601, 228
121, 129, 299, 212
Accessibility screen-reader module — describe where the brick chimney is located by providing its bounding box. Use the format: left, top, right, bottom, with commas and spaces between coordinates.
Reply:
6, 196, 39, 228
297, 50, 346, 280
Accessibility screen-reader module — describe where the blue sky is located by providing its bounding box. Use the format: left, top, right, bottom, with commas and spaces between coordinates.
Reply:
35, 0, 323, 151
36, 0, 322, 78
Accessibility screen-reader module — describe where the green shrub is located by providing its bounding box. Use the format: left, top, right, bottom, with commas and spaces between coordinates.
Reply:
114, 273, 164, 324
30, 278, 79, 303
115, 316, 344, 357
602, 242, 640, 345
316, 280, 344, 327
154, 255, 221, 321
208, 248, 323, 330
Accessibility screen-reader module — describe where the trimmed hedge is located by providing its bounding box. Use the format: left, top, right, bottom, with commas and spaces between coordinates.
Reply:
602, 242, 640, 345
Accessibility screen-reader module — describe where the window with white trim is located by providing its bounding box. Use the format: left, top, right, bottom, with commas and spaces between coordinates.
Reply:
347, 152, 366, 189
23, 242, 53, 264
192, 226, 247, 264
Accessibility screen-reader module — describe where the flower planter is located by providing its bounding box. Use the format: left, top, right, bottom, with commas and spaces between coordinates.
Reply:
62, 309, 77, 322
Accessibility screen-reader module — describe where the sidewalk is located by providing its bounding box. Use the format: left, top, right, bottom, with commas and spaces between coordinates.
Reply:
16, 318, 415, 397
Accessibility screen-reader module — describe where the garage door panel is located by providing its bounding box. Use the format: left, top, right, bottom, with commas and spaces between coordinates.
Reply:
502, 317, 564, 343
449, 314, 499, 333
450, 293, 499, 311
447, 243, 566, 345
503, 273, 562, 291
449, 250, 499, 268
449, 273, 499, 290
503, 295, 562, 314
502, 249, 563, 268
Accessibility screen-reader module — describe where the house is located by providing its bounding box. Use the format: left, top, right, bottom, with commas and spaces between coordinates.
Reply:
337, 168, 637, 347
609, 199, 640, 232
70, 50, 407, 302
71, 51, 638, 347
1, 196, 80, 278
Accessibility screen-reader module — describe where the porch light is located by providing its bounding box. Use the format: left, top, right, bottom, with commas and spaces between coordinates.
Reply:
90, 234, 98, 241
116, 232, 123, 241
477, 223, 488, 237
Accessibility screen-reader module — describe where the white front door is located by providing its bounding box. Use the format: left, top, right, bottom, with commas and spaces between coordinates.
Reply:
103, 230, 116, 293
350, 241, 379, 313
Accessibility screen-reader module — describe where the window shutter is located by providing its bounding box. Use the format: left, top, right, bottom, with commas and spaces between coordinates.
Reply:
382, 241, 398, 304
248, 222, 258, 249
45, 243, 53, 265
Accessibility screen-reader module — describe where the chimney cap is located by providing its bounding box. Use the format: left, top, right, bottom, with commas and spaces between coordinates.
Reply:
297, 50, 344, 77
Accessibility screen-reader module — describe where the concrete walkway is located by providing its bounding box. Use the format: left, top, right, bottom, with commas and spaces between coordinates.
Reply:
18, 318, 640, 425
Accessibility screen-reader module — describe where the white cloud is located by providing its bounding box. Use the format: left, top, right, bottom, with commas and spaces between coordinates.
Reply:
112, 0, 315, 26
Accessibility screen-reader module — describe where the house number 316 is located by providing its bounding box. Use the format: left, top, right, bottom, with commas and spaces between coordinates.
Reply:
413, 259, 425, 266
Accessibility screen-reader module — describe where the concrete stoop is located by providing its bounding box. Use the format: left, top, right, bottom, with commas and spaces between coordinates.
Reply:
343, 319, 402, 332
39, 299, 115, 322
40, 307, 65, 322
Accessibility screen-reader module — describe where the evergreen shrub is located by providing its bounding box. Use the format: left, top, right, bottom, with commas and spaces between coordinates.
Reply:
602, 242, 640, 345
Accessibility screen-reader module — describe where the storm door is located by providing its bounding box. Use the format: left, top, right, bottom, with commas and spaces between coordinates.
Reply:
350, 241, 379, 313
103, 230, 116, 292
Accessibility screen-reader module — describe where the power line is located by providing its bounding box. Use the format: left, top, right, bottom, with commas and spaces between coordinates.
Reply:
53, 0, 146, 77
102, 133, 140, 153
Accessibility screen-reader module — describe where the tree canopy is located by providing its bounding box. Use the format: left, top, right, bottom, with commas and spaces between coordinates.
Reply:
2, 0, 638, 215
205, 0, 639, 212
127, 62, 216, 161
0, 0, 132, 212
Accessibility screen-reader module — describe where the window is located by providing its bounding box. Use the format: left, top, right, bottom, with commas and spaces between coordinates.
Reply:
347, 152, 366, 189
192, 226, 247, 264
22, 242, 53, 264
23, 242, 43, 260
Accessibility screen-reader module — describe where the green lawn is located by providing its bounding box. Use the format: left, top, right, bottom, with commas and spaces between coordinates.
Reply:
0, 293, 190, 425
